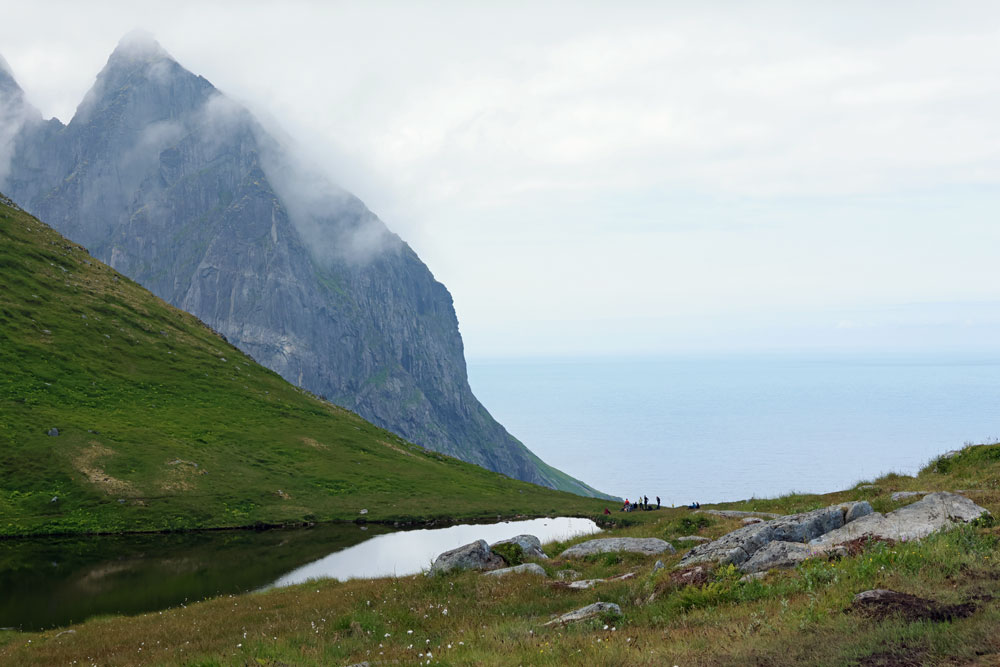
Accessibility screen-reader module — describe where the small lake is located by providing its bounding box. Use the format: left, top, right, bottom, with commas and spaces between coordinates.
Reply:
0, 517, 598, 631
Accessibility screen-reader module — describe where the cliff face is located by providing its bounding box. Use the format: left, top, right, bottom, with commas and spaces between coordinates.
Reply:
1, 34, 607, 497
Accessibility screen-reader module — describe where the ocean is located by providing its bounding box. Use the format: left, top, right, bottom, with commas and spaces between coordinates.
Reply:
467, 354, 1000, 506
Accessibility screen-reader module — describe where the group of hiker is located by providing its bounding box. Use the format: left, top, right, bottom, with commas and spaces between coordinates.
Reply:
621, 495, 659, 512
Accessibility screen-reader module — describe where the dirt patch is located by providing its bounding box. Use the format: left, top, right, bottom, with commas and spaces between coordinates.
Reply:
161, 458, 203, 492
850, 589, 977, 623
300, 437, 327, 450
72, 443, 138, 496
379, 439, 414, 458
670, 565, 711, 587
838, 536, 897, 557
857, 643, 927, 667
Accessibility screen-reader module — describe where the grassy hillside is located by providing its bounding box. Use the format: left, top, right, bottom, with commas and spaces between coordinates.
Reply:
0, 194, 606, 536
0, 445, 997, 665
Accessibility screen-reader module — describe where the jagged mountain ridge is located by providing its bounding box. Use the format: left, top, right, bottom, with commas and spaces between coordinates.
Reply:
0, 34, 608, 498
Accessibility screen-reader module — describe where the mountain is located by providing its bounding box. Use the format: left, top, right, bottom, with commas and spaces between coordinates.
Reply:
0, 33, 609, 498
0, 193, 605, 536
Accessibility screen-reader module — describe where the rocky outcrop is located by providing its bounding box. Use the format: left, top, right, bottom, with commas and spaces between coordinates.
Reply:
0, 34, 607, 498
890, 491, 928, 502
739, 541, 817, 574
810, 492, 990, 548
490, 534, 548, 560
560, 538, 675, 558
482, 563, 547, 578
428, 540, 504, 575
678, 501, 872, 568
543, 602, 621, 626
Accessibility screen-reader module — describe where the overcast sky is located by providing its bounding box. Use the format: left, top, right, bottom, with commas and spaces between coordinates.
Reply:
4, 1, 1000, 358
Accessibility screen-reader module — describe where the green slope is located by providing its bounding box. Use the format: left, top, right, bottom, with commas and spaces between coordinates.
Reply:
0, 195, 607, 536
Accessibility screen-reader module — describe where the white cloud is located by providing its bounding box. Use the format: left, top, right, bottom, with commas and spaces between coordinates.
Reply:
3, 1, 1000, 356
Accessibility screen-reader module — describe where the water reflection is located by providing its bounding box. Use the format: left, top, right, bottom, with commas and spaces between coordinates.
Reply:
0, 517, 598, 631
271, 517, 600, 587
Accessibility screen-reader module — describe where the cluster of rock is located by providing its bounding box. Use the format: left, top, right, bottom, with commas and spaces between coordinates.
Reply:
677, 492, 990, 575
429, 534, 677, 577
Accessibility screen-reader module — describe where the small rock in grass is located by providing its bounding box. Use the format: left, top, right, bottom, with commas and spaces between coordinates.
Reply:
482, 563, 547, 578
890, 491, 928, 502
544, 601, 621, 626
47, 428, 59, 437
555, 569, 580, 581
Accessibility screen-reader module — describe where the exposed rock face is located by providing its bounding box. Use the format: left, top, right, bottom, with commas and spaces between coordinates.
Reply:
428, 540, 504, 575
490, 534, 548, 560
739, 541, 817, 574
543, 602, 621, 626
678, 501, 872, 568
810, 492, 990, 548
0, 35, 606, 498
560, 537, 675, 558
890, 491, 928, 502
482, 563, 547, 578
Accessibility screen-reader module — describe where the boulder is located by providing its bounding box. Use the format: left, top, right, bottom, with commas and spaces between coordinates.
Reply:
742, 517, 764, 525
543, 601, 621, 626
652, 560, 665, 573
678, 501, 872, 568
890, 491, 928, 502
490, 534, 548, 560
739, 541, 818, 574
428, 540, 505, 575
482, 563, 547, 578
560, 537, 675, 558
555, 569, 580, 581
810, 492, 990, 548
676, 535, 710, 543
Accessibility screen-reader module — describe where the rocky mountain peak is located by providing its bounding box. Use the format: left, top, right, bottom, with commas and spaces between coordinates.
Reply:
109, 29, 172, 67
0, 53, 24, 98
73, 31, 213, 127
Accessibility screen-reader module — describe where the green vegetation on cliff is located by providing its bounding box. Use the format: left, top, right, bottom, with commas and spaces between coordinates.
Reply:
0, 196, 606, 536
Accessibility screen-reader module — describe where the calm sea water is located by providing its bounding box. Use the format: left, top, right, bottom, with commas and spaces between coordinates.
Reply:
467, 354, 1000, 506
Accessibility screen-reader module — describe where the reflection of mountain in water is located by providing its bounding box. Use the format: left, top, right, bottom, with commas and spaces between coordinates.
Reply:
0, 524, 386, 631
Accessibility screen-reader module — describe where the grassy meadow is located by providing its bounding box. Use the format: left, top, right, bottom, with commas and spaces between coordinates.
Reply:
0, 445, 997, 665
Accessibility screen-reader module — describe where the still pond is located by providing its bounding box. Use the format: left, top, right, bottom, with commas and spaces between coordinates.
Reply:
0, 517, 599, 631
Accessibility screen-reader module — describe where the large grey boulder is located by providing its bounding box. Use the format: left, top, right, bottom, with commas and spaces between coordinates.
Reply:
490, 534, 548, 560
739, 541, 818, 574
560, 537, 675, 558
678, 501, 872, 568
543, 601, 621, 626
482, 563, 547, 578
810, 492, 990, 548
428, 540, 504, 575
